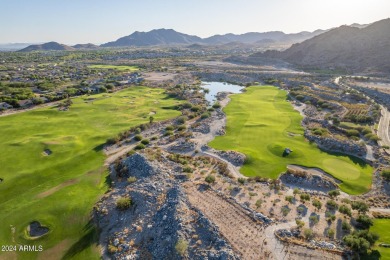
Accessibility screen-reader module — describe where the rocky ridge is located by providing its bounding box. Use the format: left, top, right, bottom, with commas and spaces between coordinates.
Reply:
95, 153, 239, 259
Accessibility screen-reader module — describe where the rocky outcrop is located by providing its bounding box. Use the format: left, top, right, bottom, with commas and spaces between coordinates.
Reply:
167, 138, 196, 153
95, 153, 239, 260
214, 150, 246, 167
279, 173, 338, 192
305, 131, 367, 158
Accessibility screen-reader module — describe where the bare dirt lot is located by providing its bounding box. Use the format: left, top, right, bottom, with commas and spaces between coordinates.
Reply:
143, 72, 176, 81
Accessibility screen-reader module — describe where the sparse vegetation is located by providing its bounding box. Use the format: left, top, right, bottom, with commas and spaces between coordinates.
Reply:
328, 190, 340, 198
175, 239, 189, 256
312, 199, 322, 210
116, 197, 133, 210
304, 228, 314, 240
205, 175, 216, 184
339, 204, 352, 217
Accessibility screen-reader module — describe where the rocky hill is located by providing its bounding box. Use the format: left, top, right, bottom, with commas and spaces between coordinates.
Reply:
253, 18, 390, 73
18, 41, 75, 52
72, 43, 99, 49
102, 29, 203, 47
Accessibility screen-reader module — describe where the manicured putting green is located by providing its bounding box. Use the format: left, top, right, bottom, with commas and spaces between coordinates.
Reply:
209, 86, 372, 194
371, 219, 390, 259
88, 64, 138, 71
0, 86, 181, 259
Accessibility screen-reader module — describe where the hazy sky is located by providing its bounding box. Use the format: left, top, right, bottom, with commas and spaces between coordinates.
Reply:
1, 0, 389, 44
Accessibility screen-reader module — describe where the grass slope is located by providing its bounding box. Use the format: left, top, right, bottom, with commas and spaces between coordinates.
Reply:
371, 219, 390, 259
88, 65, 138, 71
210, 86, 372, 194
0, 86, 181, 259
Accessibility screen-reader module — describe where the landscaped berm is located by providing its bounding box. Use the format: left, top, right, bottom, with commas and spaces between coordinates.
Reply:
210, 86, 373, 194
0, 86, 181, 259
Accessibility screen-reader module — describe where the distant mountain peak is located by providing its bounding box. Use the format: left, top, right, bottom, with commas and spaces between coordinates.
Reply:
254, 18, 390, 73
18, 42, 75, 52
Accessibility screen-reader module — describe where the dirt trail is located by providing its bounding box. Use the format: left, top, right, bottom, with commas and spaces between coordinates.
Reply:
378, 106, 390, 152
104, 144, 137, 166
184, 183, 270, 259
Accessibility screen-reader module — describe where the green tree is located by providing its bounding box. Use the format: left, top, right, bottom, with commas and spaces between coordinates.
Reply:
312, 199, 322, 210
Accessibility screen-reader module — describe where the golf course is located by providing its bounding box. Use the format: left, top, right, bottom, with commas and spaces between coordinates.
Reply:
371, 219, 390, 259
0, 86, 181, 259
209, 86, 373, 194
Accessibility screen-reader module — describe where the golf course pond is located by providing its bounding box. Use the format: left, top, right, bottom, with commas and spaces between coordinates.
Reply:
202, 81, 244, 104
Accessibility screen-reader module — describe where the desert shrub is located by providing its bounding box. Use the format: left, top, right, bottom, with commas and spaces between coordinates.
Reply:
343, 230, 379, 255
309, 215, 319, 225
342, 220, 352, 232
285, 196, 294, 204
281, 206, 291, 216
127, 176, 137, 183
342, 198, 351, 204
381, 169, 390, 181
351, 201, 369, 214
164, 130, 174, 136
183, 167, 193, 173
297, 205, 306, 215
300, 193, 310, 202
141, 139, 150, 145
116, 197, 132, 210
177, 116, 187, 124
175, 239, 188, 256
205, 175, 215, 184
106, 136, 120, 145
134, 144, 145, 150
293, 188, 300, 195
248, 192, 257, 197
355, 215, 373, 229
339, 204, 352, 217
328, 190, 340, 198
296, 219, 305, 229
238, 177, 246, 185
135, 127, 141, 134
303, 229, 314, 240
212, 102, 221, 109
346, 129, 360, 137
312, 199, 322, 210
326, 228, 335, 238
177, 125, 186, 131
326, 200, 339, 210
190, 106, 201, 112
325, 211, 336, 222
200, 112, 210, 119
134, 134, 143, 141
182, 102, 192, 109
166, 125, 175, 131
255, 199, 263, 208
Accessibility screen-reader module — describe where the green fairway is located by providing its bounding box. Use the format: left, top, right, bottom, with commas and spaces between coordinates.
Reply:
0, 86, 181, 259
209, 86, 372, 194
371, 219, 390, 259
88, 64, 139, 71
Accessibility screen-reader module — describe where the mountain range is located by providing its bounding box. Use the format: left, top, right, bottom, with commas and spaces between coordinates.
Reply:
252, 18, 390, 73
16, 28, 328, 52
101, 28, 326, 47
17, 42, 98, 52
